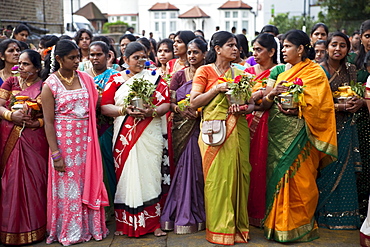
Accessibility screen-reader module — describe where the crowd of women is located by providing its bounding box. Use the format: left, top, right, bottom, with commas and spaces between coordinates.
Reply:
0, 19, 369, 246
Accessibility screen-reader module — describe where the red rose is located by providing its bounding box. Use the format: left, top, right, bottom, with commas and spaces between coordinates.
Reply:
294, 78, 303, 86
234, 75, 242, 84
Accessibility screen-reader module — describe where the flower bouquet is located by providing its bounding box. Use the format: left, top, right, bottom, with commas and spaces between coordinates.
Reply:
123, 76, 156, 110
177, 94, 190, 111
278, 78, 306, 118
11, 95, 41, 118
219, 74, 256, 105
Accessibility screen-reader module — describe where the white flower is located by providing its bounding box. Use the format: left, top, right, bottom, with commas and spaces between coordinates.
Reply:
162, 174, 170, 185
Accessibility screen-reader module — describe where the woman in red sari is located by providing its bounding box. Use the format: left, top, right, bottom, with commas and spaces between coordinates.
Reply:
0, 49, 48, 245
168, 31, 196, 75
244, 33, 279, 227
101, 42, 170, 237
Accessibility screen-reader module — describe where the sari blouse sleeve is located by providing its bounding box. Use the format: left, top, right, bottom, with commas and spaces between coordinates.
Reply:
101, 73, 123, 106
0, 77, 18, 100
192, 65, 212, 93
170, 70, 185, 91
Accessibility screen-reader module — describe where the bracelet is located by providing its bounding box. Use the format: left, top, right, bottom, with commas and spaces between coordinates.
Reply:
334, 104, 339, 111
51, 150, 61, 158
2, 110, 12, 121
152, 108, 158, 117
239, 105, 249, 111
265, 94, 274, 103
38, 118, 44, 127
118, 106, 126, 116
52, 154, 62, 161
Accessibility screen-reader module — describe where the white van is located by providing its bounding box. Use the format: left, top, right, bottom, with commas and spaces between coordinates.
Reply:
64, 14, 95, 37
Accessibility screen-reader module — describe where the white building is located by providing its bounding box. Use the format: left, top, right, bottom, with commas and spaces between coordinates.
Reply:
65, 0, 322, 40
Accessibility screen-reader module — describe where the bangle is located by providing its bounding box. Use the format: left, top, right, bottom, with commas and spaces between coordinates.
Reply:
239, 105, 249, 111
51, 150, 61, 157
334, 104, 339, 111
37, 118, 44, 127
265, 94, 274, 103
2, 110, 12, 121
118, 106, 126, 116
52, 154, 62, 161
152, 108, 158, 117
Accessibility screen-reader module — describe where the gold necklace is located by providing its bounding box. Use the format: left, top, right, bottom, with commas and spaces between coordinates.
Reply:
214, 63, 230, 76
327, 62, 341, 76
91, 68, 97, 77
58, 70, 75, 86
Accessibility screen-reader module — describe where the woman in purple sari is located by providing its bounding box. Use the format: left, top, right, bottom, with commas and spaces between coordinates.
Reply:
0, 49, 48, 245
161, 38, 207, 234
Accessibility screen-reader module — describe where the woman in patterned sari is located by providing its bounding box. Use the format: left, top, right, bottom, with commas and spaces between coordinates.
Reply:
316, 32, 362, 229
244, 33, 278, 227
101, 42, 170, 237
0, 49, 47, 245
260, 30, 337, 242
190, 31, 254, 245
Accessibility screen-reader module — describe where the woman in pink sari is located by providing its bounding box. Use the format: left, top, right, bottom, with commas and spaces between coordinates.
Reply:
0, 49, 48, 245
42, 40, 109, 246
245, 33, 279, 227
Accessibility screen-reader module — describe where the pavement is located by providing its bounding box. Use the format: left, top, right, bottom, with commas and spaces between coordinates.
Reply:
9, 218, 361, 247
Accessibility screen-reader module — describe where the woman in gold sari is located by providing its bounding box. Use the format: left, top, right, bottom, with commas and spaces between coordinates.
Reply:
260, 30, 337, 242
190, 31, 254, 245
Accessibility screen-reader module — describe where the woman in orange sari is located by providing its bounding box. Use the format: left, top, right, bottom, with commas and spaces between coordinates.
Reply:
260, 30, 337, 242
191, 31, 254, 245
244, 33, 278, 227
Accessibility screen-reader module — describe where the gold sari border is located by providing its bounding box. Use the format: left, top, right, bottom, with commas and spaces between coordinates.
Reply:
206, 229, 248, 245
306, 124, 337, 159
0, 225, 46, 245
0, 88, 10, 100
1, 125, 21, 175
264, 218, 319, 243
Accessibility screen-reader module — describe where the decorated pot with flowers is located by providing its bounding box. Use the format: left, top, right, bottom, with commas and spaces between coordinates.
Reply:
219, 74, 256, 105
278, 78, 306, 117
124, 76, 156, 112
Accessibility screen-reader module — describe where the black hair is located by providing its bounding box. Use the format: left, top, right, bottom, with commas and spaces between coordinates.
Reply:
124, 41, 146, 58
156, 39, 174, 67
283, 29, 313, 60
235, 34, 249, 59
90, 41, 110, 55
364, 51, 370, 68
352, 31, 360, 37
323, 32, 350, 65
149, 38, 157, 54
314, 39, 326, 47
168, 33, 176, 38
255, 33, 278, 64
41, 39, 79, 80
310, 23, 329, 37
13, 24, 30, 36
194, 30, 204, 37
74, 28, 93, 45
19, 41, 29, 50
355, 20, 370, 70
59, 35, 73, 40
188, 38, 208, 53
21, 49, 42, 76
206, 31, 235, 64
261, 25, 279, 36
119, 34, 136, 44
0, 39, 21, 69
137, 37, 155, 62
92, 35, 118, 63
39, 35, 59, 50
174, 30, 196, 47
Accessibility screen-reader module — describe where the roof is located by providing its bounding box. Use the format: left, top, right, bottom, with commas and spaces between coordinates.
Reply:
178, 6, 210, 18
107, 13, 139, 17
218, 0, 253, 9
149, 2, 179, 11
74, 2, 107, 21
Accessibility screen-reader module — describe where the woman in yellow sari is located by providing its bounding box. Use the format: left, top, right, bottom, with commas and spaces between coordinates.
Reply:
190, 31, 254, 245
260, 30, 337, 242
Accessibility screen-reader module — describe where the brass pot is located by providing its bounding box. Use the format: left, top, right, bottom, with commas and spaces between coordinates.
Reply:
278, 94, 298, 109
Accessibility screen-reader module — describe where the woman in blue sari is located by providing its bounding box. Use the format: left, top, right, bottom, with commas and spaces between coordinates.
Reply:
86, 41, 119, 217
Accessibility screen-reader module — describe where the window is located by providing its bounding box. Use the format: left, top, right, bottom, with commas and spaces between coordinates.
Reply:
242, 21, 248, 30
225, 21, 230, 31
123, 16, 127, 21
155, 22, 159, 31
170, 21, 176, 32
233, 21, 238, 28
242, 11, 248, 18
131, 16, 136, 21
233, 11, 238, 18
170, 12, 176, 19
225, 11, 230, 18
117, 16, 120, 21
161, 12, 166, 19
162, 22, 166, 37
154, 12, 159, 19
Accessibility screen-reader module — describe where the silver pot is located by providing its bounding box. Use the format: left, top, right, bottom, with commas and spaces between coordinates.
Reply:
337, 96, 352, 104
278, 94, 298, 109
225, 90, 245, 105
131, 97, 144, 111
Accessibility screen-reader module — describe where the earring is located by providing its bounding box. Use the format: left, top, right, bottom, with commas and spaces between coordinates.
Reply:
217, 52, 221, 55
125, 69, 131, 75
298, 54, 301, 57
1, 57, 4, 60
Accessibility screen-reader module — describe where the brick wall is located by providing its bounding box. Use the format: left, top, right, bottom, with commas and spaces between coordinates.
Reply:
0, 0, 64, 35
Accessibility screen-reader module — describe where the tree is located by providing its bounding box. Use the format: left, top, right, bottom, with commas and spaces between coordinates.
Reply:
269, 13, 316, 34
317, 0, 370, 32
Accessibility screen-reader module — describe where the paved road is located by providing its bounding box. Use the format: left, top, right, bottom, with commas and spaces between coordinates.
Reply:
10, 219, 360, 247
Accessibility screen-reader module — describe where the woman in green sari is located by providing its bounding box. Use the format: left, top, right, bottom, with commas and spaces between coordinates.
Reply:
190, 31, 254, 245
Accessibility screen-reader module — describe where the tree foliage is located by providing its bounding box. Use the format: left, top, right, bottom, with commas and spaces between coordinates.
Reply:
269, 13, 316, 34
317, 0, 370, 33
